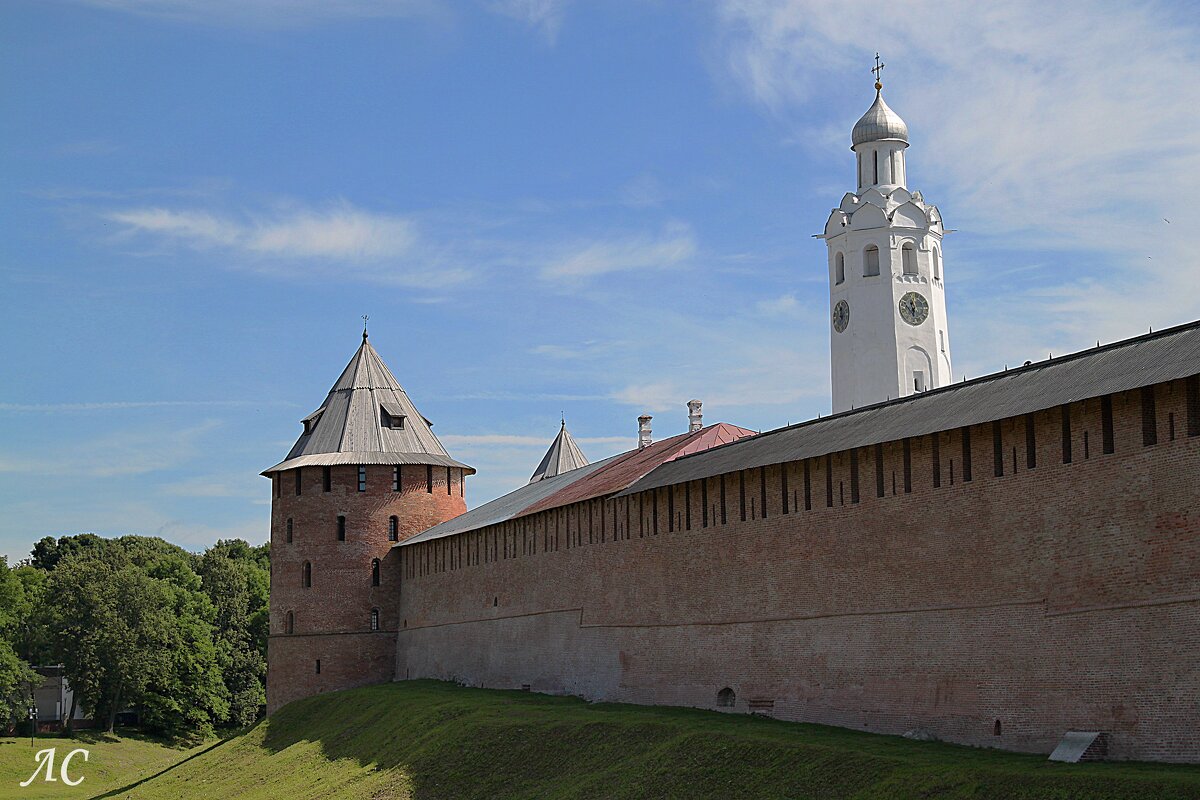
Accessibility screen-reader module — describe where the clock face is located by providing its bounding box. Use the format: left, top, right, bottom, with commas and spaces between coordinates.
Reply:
898, 292, 929, 326
832, 300, 850, 333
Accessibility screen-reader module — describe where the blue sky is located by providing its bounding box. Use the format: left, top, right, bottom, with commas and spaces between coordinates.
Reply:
3, 0, 1198, 561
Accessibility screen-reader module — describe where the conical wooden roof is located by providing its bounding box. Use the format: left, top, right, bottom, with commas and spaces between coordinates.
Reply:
529, 420, 589, 483
263, 333, 472, 474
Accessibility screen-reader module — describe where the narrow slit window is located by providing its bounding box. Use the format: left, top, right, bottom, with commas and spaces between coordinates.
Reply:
315, 659, 321, 675
393, 466, 401, 492
337, 515, 346, 541
1061, 404, 1073, 463
370, 608, 379, 631
447, 467, 453, 495
357, 465, 367, 492
295, 468, 303, 496
781, 465, 789, 514
322, 466, 332, 492
371, 558, 380, 587
1188, 375, 1200, 436
902, 438, 912, 493
932, 248, 941, 279
803, 459, 812, 511
426, 465, 434, 493
872, 150, 878, 184
1101, 395, 1115, 454
685, 482, 692, 530
835, 253, 845, 285
1141, 386, 1157, 446
1025, 413, 1037, 469
286, 611, 293, 635
825, 454, 834, 507
932, 433, 941, 488
286, 518, 293, 544
760, 467, 768, 519
993, 421, 1004, 477
961, 427, 973, 482
849, 450, 860, 504
702, 479, 709, 528
738, 471, 746, 522
302, 561, 311, 588
875, 443, 885, 498
667, 488, 674, 533
720, 475, 728, 525
389, 515, 399, 542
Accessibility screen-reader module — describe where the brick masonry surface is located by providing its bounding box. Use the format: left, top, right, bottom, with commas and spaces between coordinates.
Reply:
267, 463, 466, 712
390, 379, 1199, 763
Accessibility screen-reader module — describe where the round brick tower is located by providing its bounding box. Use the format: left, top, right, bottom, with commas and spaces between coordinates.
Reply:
263, 332, 471, 713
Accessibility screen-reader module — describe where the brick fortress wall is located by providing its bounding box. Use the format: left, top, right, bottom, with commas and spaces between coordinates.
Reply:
395, 377, 1200, 762
267, 463, 467, 713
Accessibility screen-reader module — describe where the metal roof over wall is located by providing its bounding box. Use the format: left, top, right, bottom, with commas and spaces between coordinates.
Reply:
619, 320, 1200, 497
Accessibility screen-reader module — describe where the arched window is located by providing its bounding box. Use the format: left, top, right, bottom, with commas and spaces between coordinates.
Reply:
286, 518, 293, 543
302, 561, 311, 588
337, 515, 346, 541
835, 253, 845, 285
371, 558, 380, 587
370, 608, 380, 631
286, 610, 294, 634
863, 245, 880, 277
872, 150, 879, 185
717, 687, 735, 708
388, 516, 399, 542
932, 247, 941, 280
902, 242, 917, 275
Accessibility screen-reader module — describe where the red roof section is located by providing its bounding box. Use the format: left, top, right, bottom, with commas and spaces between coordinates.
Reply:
518, 423, 756, 517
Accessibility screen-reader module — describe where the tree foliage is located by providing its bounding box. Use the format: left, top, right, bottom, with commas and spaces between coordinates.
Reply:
26, 534, 269, 738
0, 557, 39, 723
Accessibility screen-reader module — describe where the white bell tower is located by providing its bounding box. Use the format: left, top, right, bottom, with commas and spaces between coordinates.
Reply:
821, 56, 952, 414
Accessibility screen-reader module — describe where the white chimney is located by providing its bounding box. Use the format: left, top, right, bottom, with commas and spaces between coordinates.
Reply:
687, 399, 703, 432
638, 414, 653, 449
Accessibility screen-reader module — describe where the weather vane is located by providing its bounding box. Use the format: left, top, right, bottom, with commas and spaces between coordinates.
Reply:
872, 52, 885, 89
362, 314, 369, 340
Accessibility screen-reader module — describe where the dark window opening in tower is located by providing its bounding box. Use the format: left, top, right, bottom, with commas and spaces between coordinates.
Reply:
302, 562, 311, 588
337, 515, 346, 541
370, 608, 380, 631
835, 252, 845, 285
446, 467, 452, 495
902, 242, 917, 275
285, 611, 293, 634
322, 466, 331, 492
426, 465, 434, 493
295, 469, 302, 496
864, 245, 880, 277
393, 466, 401, 492
357, 465, 367, 492
286, 518, 293, 543
389, 516, 399, 542
371, 558, 380, 587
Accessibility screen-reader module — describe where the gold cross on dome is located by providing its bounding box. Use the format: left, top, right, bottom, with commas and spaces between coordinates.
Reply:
872, 53, 885, 87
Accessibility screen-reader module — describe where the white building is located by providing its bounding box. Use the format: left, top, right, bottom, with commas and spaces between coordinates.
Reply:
822, 69, 953, 413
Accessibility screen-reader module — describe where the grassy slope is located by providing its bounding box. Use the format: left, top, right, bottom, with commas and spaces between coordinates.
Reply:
0, 731, 208, 799
107, 681, 1200, 800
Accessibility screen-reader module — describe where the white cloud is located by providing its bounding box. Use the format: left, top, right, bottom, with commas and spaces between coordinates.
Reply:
0, 421, 220, 478
715, 0, 1200, 362
106, 202, 468, 289
485, 0, 568, 43
65, 0, 437, 27
540, 223, 697, 280
755, 293, 799, 316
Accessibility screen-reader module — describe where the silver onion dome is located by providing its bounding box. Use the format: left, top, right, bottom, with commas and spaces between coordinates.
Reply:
852, 88, 909, 146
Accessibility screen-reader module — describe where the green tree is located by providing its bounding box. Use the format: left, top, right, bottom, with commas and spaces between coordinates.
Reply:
0, 557, 39, 724
200, 541, 269, 727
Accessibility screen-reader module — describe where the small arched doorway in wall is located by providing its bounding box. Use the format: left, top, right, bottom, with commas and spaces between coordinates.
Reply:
717, 687, 736, 708
905, 346, 933, 394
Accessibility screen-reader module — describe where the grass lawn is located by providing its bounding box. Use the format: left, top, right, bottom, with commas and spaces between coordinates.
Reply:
92, 680, 1200, 800
0, 729, 210, 799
